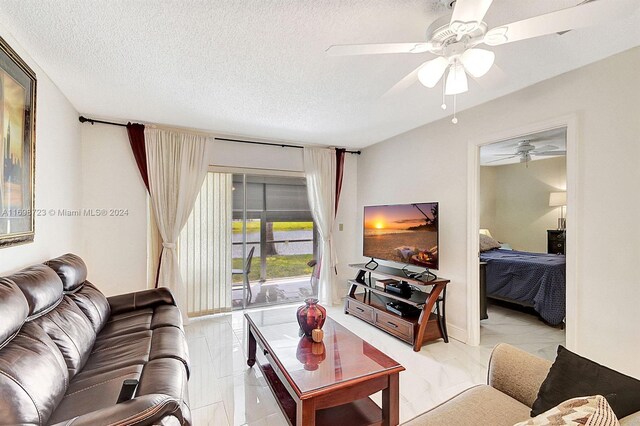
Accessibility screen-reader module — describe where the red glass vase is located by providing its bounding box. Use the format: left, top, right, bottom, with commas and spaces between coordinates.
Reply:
296, 298, 326, 336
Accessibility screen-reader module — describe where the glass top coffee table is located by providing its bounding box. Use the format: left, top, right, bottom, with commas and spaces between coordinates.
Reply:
245, 308, 405, 426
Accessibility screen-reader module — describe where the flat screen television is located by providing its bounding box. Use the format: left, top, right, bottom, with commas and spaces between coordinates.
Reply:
363, 202, 439, 270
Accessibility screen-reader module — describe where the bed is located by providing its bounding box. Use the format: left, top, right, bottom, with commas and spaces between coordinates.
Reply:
479, 248, 566, 325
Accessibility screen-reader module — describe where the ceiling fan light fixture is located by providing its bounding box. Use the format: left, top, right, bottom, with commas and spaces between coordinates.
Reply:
460, 48, 495, 78
417, 56, 450, 88
445, 62, 468, 95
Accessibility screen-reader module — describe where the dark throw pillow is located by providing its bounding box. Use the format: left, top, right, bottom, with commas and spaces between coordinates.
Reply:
531, 345, 640, 419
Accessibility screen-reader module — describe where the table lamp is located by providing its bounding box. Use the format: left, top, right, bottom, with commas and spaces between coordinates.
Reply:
549, 191, 567, 230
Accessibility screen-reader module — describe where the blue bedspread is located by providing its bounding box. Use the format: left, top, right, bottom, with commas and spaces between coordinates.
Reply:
480, 249, 566, 325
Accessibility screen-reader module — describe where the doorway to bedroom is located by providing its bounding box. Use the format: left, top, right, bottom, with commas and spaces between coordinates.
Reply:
477, 127, 567, 360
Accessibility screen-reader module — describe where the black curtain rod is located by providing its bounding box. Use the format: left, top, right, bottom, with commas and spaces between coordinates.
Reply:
79, 116, 127, 127
78, 115, 361, 155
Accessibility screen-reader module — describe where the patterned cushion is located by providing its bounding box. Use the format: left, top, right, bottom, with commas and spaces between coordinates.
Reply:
515, 395, 619, 426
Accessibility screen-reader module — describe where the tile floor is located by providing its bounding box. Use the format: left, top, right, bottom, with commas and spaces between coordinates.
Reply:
186, 302, 565, 425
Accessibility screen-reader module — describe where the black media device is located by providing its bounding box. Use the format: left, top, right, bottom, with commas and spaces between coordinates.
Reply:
116, 379, 139, 404
385, 282, 412, 298
386, 302, 421, 317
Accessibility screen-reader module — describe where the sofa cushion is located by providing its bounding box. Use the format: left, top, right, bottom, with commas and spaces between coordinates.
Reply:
82, 331, 152, 374
33, 297, 97, 377
48, 364, 144, 424
45, 253, 88, 293
0, 322, 69, 425
0, 277, 29, 347
402, 385, 530, 426
68, 281, 111, 333
98, 308, 154, 339
531, 346, 640, 419
10, 264, 63, 320
517, 395, 619, 426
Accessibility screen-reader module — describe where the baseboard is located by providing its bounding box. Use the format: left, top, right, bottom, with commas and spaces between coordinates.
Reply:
447, 323, 467, 344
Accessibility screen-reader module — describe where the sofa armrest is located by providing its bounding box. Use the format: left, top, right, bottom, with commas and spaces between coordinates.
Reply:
487, 343, 552, 408
107, 287, 176, 315
50, 394, 185, 426
620, 410, 640, 425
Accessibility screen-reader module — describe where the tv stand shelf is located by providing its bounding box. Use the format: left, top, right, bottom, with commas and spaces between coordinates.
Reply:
345, 264, 450, 351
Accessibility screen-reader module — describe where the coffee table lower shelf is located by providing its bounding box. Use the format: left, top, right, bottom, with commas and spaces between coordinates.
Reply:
258, 361, 383, 426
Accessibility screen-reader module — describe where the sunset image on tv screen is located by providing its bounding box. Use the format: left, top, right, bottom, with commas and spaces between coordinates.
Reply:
363, 202, 438, 269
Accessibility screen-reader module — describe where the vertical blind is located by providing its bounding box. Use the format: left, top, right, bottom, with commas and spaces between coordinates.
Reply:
179, 172, 233, 317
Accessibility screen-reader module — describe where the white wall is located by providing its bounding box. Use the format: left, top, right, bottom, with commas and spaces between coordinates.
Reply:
353, 47, 640, 377
80, 124, 148, 296
480, 157, 566, 252
479, 166, 497, 236
0, 29, 83, 274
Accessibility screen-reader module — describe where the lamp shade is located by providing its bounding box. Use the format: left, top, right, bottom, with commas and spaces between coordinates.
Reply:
479, 229, 493, 238
549, 191, 567, 207
445, 63, 468, 95
418, 57, 449, 88
460, 48, 495, 78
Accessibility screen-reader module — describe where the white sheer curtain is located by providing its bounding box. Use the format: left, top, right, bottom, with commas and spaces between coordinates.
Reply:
145, 128, 210, 321
179, 172, 233, 317
303, 147, 339, 305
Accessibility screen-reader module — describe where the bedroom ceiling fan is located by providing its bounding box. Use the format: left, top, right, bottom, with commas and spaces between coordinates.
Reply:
486, 140, 566, 166
326, 0, 639, 123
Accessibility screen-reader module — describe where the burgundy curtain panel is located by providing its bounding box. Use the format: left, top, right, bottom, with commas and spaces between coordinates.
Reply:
126, 123, 162, 288
335, 148, 346, 215
126, 123, 149, 192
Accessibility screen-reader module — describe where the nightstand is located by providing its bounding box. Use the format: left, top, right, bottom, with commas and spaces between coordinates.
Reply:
547, 230, 565, 255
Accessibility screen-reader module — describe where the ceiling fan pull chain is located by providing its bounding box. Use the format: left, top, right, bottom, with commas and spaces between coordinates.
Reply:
441, 81, 447, 110
452, 94, 458, 124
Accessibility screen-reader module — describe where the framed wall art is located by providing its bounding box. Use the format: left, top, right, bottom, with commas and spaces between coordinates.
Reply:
0, 36, 36, 248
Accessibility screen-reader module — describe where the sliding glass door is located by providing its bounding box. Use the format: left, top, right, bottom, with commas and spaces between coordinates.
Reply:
232, 173, 317, 309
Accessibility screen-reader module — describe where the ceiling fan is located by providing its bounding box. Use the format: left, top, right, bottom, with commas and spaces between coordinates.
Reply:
486, 140, 566, 166
326, 0, 639, 123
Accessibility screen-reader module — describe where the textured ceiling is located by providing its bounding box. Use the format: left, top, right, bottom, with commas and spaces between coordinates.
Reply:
0, 1, 638, 148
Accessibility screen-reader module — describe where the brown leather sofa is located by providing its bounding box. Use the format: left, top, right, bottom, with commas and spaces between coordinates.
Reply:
0, 253, 191, 425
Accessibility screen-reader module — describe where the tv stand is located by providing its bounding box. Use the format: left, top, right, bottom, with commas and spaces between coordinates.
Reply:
345, 263, 450, 351
364, 258, 379, 270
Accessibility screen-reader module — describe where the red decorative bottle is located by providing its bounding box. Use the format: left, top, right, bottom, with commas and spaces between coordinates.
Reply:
296, 298, 326, 336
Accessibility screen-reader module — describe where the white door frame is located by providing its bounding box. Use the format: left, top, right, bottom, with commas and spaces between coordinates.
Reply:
466, 114, 578, 348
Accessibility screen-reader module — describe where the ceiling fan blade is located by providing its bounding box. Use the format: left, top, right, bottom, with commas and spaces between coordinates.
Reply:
469, 62, 507, 90
483, 0, 640, 46
417, 57, 449, 88
450, 0, 494, 36
485, 155, 519, 164
532, 145, 559, 152
326, 42, 438, 56
533, 151, 567, 156
381, 63, 424, 98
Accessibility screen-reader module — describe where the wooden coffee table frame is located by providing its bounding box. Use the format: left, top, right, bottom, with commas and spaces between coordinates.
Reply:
246, 315, 404, 426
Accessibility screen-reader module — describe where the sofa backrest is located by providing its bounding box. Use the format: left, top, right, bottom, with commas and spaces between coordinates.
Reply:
46, 254, 111, 333
0, 273, 69, 425
0, 253, 112, 425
